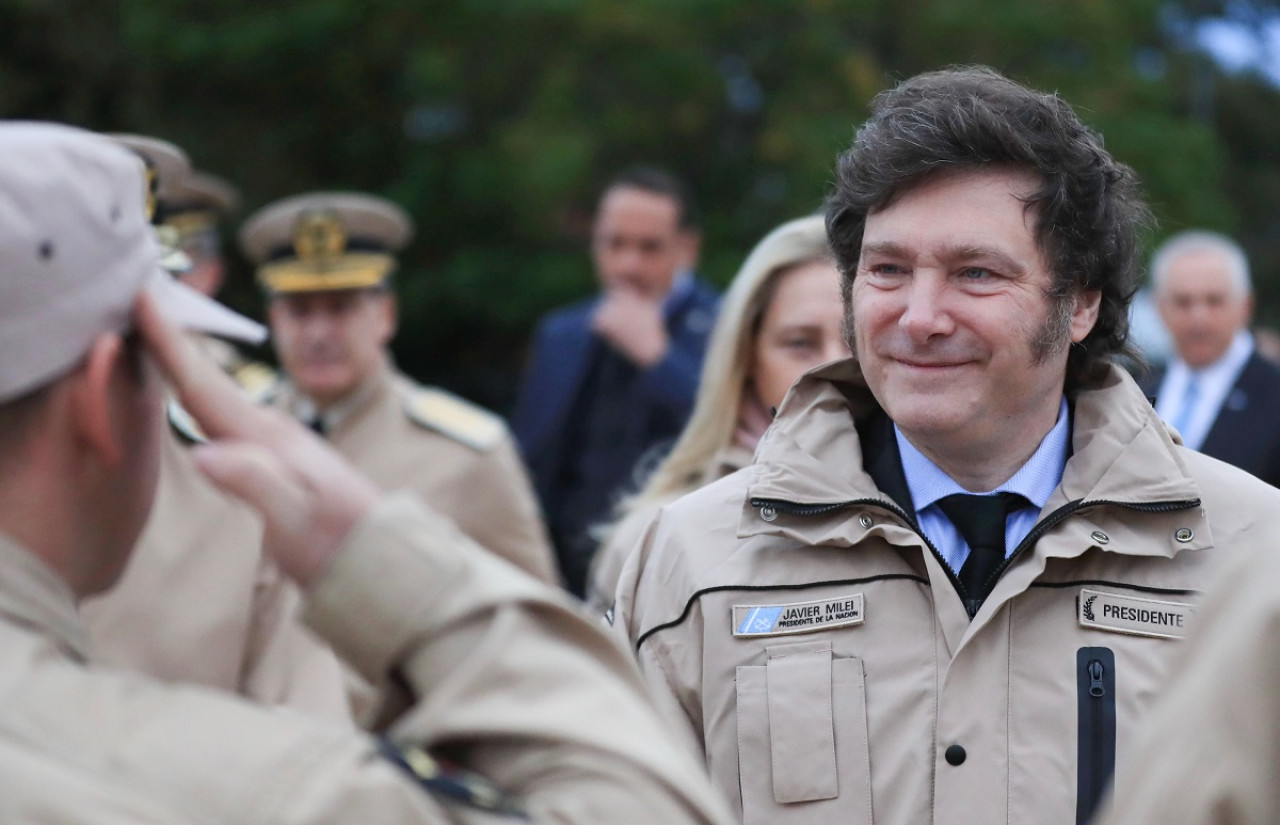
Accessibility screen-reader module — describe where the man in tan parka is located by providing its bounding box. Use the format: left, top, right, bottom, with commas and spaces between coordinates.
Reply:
612, 66, 1280, 825
0, 121, 730, 825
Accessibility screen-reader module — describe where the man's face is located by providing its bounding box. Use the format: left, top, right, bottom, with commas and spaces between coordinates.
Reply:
268, 289, 395, 408
851, 168, 1099, 462
1157, 248, 1251, 369
591, 186, 691, 301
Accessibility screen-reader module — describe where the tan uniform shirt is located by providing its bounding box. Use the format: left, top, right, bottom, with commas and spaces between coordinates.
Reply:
1098, 508, 1280, 825
275, 367, 557, 585
0, 494, 733, 825
614, 359, 1279, 825
81, 423, 350, 718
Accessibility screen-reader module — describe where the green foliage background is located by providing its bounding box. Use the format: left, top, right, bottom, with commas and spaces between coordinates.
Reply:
1, 0, 1276, 409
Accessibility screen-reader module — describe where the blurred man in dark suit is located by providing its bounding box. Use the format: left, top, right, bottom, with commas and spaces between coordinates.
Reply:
512, 166, 718, 595
1144, 230, 1280, 485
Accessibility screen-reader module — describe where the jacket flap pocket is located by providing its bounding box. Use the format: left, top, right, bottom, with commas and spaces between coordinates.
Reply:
766, 641, 838, 803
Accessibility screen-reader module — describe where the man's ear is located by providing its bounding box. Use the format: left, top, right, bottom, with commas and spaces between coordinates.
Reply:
679, 229, 702, 273
1070, 290, 1102, 343
376, 291, 398, 344
69, 332, 127, 466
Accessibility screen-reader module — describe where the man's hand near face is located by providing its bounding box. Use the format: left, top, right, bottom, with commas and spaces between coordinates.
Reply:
591, 286, 670, 368
135, 293, 379, 588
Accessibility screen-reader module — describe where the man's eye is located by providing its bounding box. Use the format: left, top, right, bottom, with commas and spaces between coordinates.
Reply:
961, 267, 993, 280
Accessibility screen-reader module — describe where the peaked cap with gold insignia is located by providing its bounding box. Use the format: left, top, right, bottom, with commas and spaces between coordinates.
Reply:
238, 191, 414, 294
164, 171, 240, 242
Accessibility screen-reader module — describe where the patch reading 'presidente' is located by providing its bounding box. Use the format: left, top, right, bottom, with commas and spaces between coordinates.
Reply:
732, 594, 864, 637
1077, 588, 1194, 640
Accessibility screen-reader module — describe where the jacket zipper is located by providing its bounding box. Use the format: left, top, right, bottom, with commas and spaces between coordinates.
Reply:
1076, 647, 1116, 825
750, 496, 1201, 616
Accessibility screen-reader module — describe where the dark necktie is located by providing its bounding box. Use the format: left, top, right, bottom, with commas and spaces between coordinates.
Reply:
936, 492, 1028, 618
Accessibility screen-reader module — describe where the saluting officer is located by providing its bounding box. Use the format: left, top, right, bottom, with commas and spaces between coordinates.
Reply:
81, 135, 350, 718
0, 121, 730, 825
240, 193, 557, 587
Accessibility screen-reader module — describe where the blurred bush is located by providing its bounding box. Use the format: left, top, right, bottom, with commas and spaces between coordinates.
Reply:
0, 0, 1273, 409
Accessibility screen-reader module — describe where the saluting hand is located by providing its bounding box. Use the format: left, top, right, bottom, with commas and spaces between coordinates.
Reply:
134, 293, 379, 587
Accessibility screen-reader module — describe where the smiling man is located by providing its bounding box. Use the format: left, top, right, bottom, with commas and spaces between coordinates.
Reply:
241, 193, 557, 590
612, 67, 1280, 825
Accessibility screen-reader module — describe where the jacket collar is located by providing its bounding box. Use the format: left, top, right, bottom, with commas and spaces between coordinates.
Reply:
741, 358, 1209, 558
0, 533, 88, 661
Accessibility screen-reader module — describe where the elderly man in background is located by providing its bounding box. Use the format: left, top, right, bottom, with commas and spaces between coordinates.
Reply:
1143, 229, 1280, 485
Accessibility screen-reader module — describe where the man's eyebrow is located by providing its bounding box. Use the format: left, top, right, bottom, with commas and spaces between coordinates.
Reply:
859, 241, 910, 260
859, 240, 1029, 276
947, 245, 1029, 276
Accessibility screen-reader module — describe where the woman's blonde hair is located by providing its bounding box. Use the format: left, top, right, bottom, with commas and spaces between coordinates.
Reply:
621, 213, 834, 514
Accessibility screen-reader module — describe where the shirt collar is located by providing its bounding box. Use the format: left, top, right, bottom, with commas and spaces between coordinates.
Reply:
0, 532, 88, 661
896, 396, 1070, 514
290, 365, 385, 433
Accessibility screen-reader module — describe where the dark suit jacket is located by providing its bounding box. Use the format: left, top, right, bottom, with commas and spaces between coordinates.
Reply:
510, 279, 719, 572
1142, 352, 1280, 487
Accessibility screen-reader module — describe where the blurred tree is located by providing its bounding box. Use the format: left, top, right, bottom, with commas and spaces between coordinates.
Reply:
0, 0, 1273, 407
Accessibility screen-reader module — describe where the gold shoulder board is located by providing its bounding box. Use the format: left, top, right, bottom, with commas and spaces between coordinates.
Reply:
167, 398, 207, 444
232, 361, 280, 405
404, 386, 505, 452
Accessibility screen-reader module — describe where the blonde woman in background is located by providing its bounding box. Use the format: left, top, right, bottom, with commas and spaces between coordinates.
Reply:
587, 214, 849, 612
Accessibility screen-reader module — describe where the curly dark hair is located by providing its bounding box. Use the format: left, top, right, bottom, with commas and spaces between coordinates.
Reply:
825, 66, 1152, 391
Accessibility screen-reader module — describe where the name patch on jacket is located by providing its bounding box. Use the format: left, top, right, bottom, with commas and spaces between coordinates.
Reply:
1077, 589, 1193, 640
732, 594, 864, 637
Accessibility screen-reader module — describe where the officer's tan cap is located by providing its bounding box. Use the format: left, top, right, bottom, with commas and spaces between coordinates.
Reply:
238, 192, 413, 294
0, 122, 266, 404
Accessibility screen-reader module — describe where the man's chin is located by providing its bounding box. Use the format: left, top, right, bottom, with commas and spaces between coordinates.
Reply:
294, 373, 357, 406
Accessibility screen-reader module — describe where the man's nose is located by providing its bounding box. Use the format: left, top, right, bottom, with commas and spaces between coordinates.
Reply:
898, 275, 955, 341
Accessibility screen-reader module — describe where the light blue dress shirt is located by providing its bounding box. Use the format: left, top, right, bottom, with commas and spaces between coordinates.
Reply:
896, 397, 1070, 576
1153, 331, 1253, 451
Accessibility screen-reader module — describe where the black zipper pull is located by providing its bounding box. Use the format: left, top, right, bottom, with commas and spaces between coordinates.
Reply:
1088, 659, 1106, 698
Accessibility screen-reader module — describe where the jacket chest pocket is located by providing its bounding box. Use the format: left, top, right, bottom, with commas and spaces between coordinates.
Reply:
734, 640, 872, 825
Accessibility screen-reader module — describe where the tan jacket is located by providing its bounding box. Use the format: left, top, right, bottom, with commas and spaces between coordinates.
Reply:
586, 444, 753, 614
614, 359, 1280, 825
1098, 501, 1280, 825
0, 494, 733, 825
275, 367, 557, 585
81, 423, 350, 718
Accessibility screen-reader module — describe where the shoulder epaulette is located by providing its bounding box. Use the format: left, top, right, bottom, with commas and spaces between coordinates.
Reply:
403, 385, 506, 452
231, 361, 280, 405
167, 398, 207, 445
